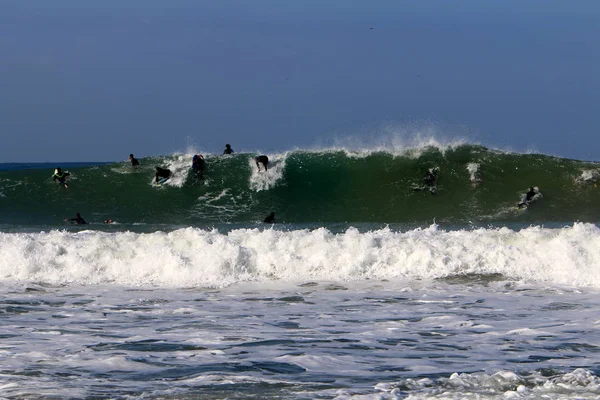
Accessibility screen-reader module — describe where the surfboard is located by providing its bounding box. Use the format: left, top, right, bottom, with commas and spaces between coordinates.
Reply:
154, 177, 169, 187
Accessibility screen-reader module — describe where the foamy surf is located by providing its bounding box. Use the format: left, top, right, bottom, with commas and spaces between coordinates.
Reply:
1, 223, 600, 288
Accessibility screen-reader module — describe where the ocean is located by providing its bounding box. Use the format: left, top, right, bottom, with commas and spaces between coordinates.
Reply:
2, 144, 600, 399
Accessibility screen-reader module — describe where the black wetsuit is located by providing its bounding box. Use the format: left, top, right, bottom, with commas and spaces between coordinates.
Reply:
131, 158, 139, 167
191, 155, 205, 179
525, 189, 536, 202
256, 155, 269, 171
155, 167, 172, 183
52, 170, 71, 187
67, 214, 87, 224
223, 146, 234, 155
518, 188, 537, 208
264, 212, 275, 223
424, 170, 437, 187
192, 156, 205, 171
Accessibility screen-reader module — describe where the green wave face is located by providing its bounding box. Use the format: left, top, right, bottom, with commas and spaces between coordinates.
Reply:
1, 146, 599, 226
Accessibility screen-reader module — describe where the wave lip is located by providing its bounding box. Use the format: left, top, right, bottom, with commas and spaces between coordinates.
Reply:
1, 223, 599, 288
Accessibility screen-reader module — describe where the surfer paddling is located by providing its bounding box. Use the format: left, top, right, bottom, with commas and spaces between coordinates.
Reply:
64, 213, 87, 225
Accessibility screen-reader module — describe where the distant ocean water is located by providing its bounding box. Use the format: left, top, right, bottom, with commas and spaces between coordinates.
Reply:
2, 144, 600, 399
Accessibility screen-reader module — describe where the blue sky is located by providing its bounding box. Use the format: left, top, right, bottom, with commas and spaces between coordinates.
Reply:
1, 0, 599, 162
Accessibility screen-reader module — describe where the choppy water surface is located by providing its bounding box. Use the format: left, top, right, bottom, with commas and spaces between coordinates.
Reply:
2, 280, 600, 399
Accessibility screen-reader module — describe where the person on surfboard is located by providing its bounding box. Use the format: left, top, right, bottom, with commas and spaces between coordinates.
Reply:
255, 155, 269, 171
424, 167, 438, 187
223, 144, 234, 155
64, 213, 87, 224
192, 154, 205, 178
52, 168, 71, 188
517, 187, 538, 208
129, 154, 139, 167
412, 167, 439, 194
155, 167, 172, 184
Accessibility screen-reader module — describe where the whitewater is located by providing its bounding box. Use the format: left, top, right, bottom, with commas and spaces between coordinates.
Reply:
2, 224, 600, 288
2, 145, 600, 399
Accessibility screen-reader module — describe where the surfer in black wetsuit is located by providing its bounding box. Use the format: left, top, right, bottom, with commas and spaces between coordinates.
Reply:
424, 167, 438, 187
52, 168, 71, 188
129, 154, 139, 167
155, 167, 172, 183
223, 144, 234, 155
65, 213, 87, 225
191, 154, 205, 178
255, 155, 269, 171
413, 167, 438, 194
263, 212, 275, 223
518, 187, 537, 208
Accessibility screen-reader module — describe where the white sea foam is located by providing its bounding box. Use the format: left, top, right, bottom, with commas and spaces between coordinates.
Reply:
466, 162, 481, 185
366, 368, 600, 399
576, 169, 600, 184
1, 223, 600, 288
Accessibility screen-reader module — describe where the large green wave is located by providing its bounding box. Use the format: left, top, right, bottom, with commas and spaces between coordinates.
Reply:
1, 145, 599, 226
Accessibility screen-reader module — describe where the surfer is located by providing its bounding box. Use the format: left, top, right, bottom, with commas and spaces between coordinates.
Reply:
129, 154, 139, 167
192, 154, 205, 178
64, 213, 87, 225
424, 167, 438, 187
52, 168, 71, 188
413, 167, 438, 194
263, 212, 275, 223
517, 187, 538, 208
223, 144, 234, 155
155, 167, 172, 184
255, 155, 269, 171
